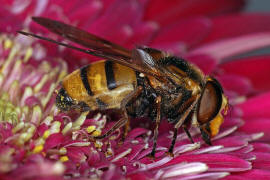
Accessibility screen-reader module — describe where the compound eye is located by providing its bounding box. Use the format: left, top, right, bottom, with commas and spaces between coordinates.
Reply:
197, 80, 222, 124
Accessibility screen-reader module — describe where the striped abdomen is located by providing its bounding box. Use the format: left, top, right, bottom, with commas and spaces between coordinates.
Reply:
62, 60, 137, 110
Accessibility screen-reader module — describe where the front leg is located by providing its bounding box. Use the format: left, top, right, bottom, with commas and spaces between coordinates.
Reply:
149, 96, 162, 158
167, 95, 199, 156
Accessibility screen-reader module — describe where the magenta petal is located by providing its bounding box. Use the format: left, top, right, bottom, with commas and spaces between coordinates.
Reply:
238, 118, 270, 141
252, 143, 270, 153
238, 92, 270, 119
165, 154, 251, 172
89, 0, 142, 42
125, 22, 159, 48
219, 56, 270, 92
66, 147, 87, 164
44, 133, 65, 150
144, 0, 245, 26
181, 172, 229, 180
185, 54, 217, 74
0, 7, 24, 33
224, 169, 270, 180
150, 17, 211, 48
251, 152, 270, 171
126, 128, 149, 140
151, 42, 186, 55
222, 117, 244, 129
203, 14, 270, 44
218, 74, 253, 96
37, 123, 49, 137
213, 136, 247, 148
68, 1, 103, 27
190, 33, 270, 61
0, 123, 13, 142
127, 172, 151, 180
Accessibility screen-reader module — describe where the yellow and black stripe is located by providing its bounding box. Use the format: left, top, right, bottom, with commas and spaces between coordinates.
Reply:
105, 61, 117, 90
80, 65, 94, 96
62, 60, 137, 111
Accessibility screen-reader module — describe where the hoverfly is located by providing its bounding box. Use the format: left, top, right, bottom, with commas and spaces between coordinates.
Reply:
18, 17, 228, 157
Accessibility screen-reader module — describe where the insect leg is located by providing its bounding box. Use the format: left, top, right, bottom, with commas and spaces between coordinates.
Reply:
121, 86, 143, 142
182, 124, 194, 143
149, 96, 162, 158
93, 86, 143, 140
167, 96, 199, 156
94, 116, 128, 139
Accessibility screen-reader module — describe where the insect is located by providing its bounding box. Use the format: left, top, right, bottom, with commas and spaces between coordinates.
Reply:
18, 17, 228, 157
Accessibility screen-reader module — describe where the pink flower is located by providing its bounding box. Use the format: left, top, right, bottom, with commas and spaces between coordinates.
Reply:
1, 0, 270, 179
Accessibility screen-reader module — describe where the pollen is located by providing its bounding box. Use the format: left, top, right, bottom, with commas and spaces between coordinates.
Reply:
60, 156, 69, 162
4, 39, 13, 49
92, 130, 101, 137
23, 48, 33, 62
42, 130, 50, 139
86, 125, 96, 133
33, 145, 44, 153
94, 141, 103, 149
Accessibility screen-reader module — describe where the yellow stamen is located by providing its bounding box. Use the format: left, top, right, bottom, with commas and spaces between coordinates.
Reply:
33, 145, 44, 153
50, 121, 61, 134
94, 141, 103, 149
62, 122, 72, 135
72, 111, 88, 130
31, 105, 42, 125
4, 39, 13, 49
59, 147, 67, 154
86, 125, 96, 133
42, 130, 50, 139
23, 48, 33, 62
92, 130, 101, 137
60, 156, 69, 162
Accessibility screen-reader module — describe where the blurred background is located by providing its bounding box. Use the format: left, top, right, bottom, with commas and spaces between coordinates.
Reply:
245, 0, 270, 12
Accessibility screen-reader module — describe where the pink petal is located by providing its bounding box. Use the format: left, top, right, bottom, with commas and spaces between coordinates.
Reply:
189, 33, 270, 61
185, 54, 217, 74
0, 7, 23, 33
125, 22, 159, 48
222, 117, 244, 129
66, 147, 87, 164
67, 1, 103, 28
252, 143, 270, 153
151, 42, 186, 55
219, 56, 270, 92
144, 0, 245, 26
179, 172, 229, 180
158, 162, 208, 179
202, 14, 270, 44
0, 123, 13, 142
164, 154, 251, 172
251, 152, 270, 171
36, 123, 49, 137
239, 118, 270, 142
126, 128, 149, 140
44, 133, 65, 150
224, 169, 270, 180
238, 92, 270, 119
127, 173, 151, 180
213, 136, 248, 148
150, 17, 211, 48
218, 74, 253, 96
88, 0, 142, 44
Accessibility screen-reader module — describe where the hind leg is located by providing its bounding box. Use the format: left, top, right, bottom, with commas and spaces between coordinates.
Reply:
93, 86, 143, 140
